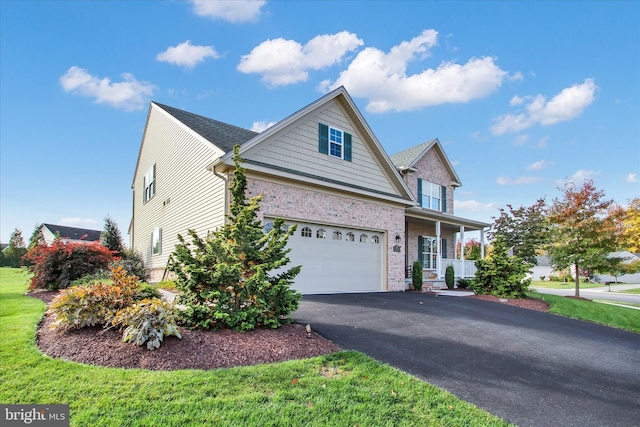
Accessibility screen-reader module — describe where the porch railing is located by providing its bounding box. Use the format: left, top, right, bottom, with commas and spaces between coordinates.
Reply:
442, 259, 477, 278
405, 259, 478, 279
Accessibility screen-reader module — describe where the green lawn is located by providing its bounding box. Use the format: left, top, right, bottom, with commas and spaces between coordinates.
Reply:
620, 287, 640, 294
527, 291, 640, 333
530, 280, 609, 289
0, 268, 511, 427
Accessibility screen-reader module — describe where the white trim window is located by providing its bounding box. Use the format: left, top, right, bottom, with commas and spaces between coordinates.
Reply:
329, 126, 343, 159
143, 164, 156, 203
418, 179, 446, 212
152, 227, 162, 255
419, 236, 438, 269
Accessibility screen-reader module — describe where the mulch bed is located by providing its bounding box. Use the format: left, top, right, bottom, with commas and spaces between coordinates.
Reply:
29, 290, 340, 371
468, 294, 550, 312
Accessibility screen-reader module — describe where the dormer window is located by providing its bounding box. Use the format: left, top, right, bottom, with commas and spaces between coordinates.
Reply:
418, 179, 447, 213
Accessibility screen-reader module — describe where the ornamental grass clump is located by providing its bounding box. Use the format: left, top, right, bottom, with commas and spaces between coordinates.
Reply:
168, 145, 301, 331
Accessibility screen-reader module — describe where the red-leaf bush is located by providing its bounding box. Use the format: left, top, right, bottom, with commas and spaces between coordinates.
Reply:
25, 240, 113, 290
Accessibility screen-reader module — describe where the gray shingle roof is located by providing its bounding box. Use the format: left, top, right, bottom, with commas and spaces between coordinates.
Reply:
389, 139, 436, 169
43, 224, 102, 242
154, 103, 258, 153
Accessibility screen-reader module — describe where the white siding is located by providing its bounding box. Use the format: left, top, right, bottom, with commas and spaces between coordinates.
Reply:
132, 106, 227, 279
242, 100, 398, 196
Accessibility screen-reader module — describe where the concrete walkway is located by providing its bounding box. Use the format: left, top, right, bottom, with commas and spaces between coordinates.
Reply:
294, 292, 640, 427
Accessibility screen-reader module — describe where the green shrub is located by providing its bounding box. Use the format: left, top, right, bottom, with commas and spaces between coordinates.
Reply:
412, 261, 423, 291
71, 269, 112, 286
445, 265, 455, 289
168, 146, 301, 331
456, 278, 472, 289
470, 236, 530, 298
111, 248, 149, 282
549, 275, 560, 282
111, 298, 181, 350
539, 276, 546, 281
136, 283, 162, 300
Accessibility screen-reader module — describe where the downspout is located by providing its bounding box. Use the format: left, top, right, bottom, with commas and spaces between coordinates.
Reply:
207, 158, 229, 223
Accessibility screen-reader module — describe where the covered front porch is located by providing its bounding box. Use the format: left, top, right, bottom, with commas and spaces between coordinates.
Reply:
404, 207, 490, 290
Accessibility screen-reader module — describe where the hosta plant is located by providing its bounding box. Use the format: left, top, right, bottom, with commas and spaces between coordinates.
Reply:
111, 298, 182, 350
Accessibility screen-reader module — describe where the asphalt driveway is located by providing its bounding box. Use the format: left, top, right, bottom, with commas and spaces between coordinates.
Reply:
294, 292, 640, 427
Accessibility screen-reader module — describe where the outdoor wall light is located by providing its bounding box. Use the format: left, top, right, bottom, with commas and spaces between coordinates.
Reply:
395, 234, 401, 243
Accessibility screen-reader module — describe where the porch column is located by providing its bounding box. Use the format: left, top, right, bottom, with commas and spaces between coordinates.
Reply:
436, 221, 441, 278
480, 228, 486, 259
459, 226, 465, 278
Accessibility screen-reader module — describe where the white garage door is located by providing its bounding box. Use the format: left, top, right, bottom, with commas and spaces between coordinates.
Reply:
266, 219, 384, 294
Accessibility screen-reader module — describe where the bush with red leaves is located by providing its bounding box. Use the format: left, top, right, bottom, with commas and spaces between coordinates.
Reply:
25, 240, 113, 290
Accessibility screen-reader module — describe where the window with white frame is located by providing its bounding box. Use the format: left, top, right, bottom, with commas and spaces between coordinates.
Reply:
301, 227, 312, 237
419, 179, 443, 211
329, 127, 343, 158
152, 227, 162, 255
346, 232, 355, 242
419, 236, 438, 269
143, 164, 156, 203
333, 231, 342, 240
372, 235, 380, 244
316, 229, 327, 239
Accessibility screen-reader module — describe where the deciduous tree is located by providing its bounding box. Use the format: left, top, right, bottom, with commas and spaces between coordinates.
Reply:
621, 197, 640, 252
488, 198, 549, 266
546, 180, 623, 297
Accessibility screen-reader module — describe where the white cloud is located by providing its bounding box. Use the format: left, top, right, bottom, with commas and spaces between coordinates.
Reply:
626, 173, 638, 183
510, 95, 525, 106
527, 159, 554, 171
59, 217, 100, 228
238, 31, 363, 87
156, 41, 220, 68
324, 30, 511, 112
60, 66, 154, 111
250, 120, 276, 132
454, 200, 495, 212
191, 0, 266, 23
557, 169, 600, 186
496, 175, 542, 185
513, 134, 529, 146
491, 79, 597, 135
536, 136, 549, 148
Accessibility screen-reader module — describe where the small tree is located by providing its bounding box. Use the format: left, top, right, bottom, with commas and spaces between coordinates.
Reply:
621, 198, 640, 253
488, 198, 549, 266
412, 261, 423, 291
27, 223, 45, 250
3, 228, 27, 267
445, 264, 455, 289
471, 236, 530, 298
101, 215, 124, 257
547, 180, 623, 298
168, 146, 301, 331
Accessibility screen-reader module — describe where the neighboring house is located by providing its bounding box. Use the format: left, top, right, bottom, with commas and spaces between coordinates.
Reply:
595, 251, 640, 283
40, 223, 102, 245
0, 244, 8, 253
130, 87, 489, 293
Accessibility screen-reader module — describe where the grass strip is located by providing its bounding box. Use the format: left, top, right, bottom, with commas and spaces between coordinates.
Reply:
0, 268, 512, 427
527, 291, 640, 333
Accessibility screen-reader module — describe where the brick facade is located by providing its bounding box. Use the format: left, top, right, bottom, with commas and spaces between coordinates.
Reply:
246, 177, 407, 291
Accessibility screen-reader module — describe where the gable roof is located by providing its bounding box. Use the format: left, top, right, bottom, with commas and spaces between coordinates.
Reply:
42, 224, 102, 242
389, 138, 462, 187
218, 86, 415, 203
153, 102, 258, 153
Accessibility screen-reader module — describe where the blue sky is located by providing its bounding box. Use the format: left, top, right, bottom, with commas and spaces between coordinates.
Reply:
1, 1, 638, 244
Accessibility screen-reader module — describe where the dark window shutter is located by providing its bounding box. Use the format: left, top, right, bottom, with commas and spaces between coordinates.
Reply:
418, 236, 424, 266
344, 132, 352, 161
441, 185, 447, 212
417, 179, 423, 207
442, 238, 448, 259
318, 123, 328, 154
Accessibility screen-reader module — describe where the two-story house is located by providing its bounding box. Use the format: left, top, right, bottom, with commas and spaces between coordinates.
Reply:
130, 86, 489, 293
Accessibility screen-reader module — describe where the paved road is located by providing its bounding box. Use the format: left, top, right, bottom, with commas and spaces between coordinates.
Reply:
294, 292, 640, 427
532, 285, 640, 306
